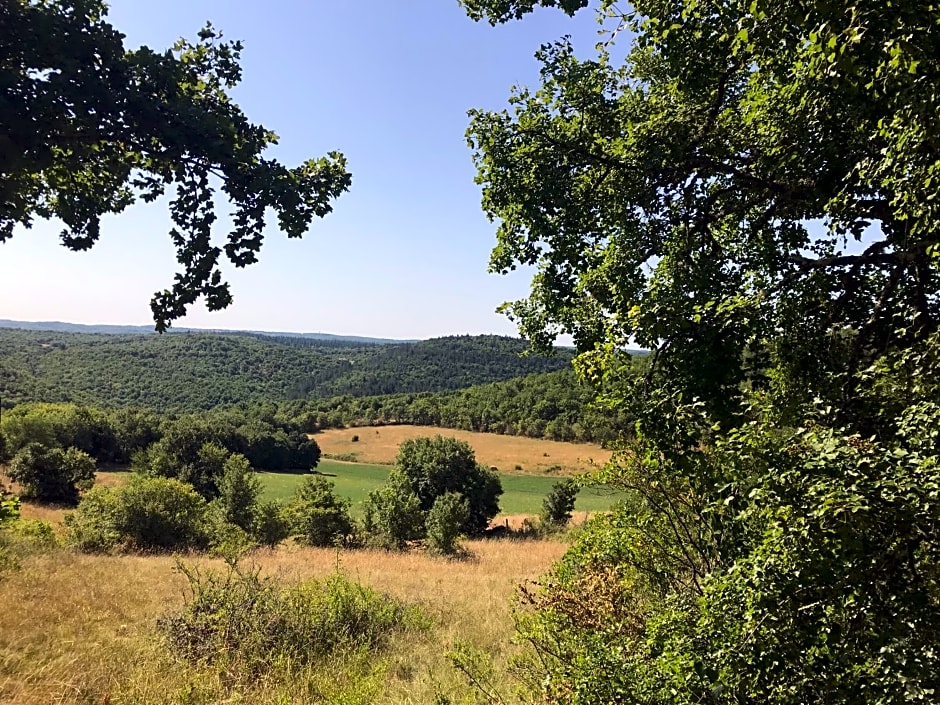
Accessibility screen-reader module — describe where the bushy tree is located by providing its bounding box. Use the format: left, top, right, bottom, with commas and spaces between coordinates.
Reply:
214, 453, 261, 533
251, 500, 291, 548
394, 436, 502, 535
362, 475, 426, 550
3, 0, 350, 329
286, 475, 354, 547
142, 431, 231, 499
539, 478, 579, 529
425, 492, 469, 557
0, 403, 118, 462
66, 475, 211, 553
7, 443, 95, 504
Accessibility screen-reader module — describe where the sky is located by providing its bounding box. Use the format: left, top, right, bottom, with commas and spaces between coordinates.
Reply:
0, 1, 602, 339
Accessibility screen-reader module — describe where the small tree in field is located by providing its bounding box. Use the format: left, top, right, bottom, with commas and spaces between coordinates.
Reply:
362, 475, 425, 550
539, 478, 579, 530
214, 453, 261, 532
7, 443, 95, 504
395, 436, 502, 535
287, 475, 354, 547
426, 492, 470, 557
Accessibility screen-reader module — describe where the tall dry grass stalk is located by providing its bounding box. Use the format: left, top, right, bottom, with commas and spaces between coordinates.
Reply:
0, 538, 567, 704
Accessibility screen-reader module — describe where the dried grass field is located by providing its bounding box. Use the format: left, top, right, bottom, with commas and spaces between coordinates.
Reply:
315, 424, 612, 474
0, 538, 567, 705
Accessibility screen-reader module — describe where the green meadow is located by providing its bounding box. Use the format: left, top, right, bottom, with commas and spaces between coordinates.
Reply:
259, 459, 621, 516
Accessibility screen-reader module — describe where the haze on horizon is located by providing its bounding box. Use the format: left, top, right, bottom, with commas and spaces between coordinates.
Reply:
0, 1, 598, 340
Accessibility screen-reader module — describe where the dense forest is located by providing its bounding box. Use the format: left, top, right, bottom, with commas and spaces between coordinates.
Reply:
0, 328, 573, 410
303, 366, 644, 444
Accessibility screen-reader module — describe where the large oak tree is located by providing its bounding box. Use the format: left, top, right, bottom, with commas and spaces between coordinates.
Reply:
461, 1, 940, 703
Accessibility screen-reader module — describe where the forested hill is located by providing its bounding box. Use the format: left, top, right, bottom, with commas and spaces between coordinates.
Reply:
0, 328, 571, 410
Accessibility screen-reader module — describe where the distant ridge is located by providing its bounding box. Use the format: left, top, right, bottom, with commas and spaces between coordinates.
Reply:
0, 319, 417, 345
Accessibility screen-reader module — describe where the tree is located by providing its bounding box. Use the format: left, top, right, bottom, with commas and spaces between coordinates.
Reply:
7, 443, 95, 504
2, 1, 351, 330
215, 453, 261, 533
286, 475, 354, 547
461, 1, 940, 703
66, 475, 211, 552
394, 435, 502, 535
464, 0, 940, 422
425, 492, 469, 557
362, 475, 425, 550
539, 478, 578, 529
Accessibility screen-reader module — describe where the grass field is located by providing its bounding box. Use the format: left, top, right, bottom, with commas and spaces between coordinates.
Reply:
261, 459, 622, 517
0, 539, 568, 704
314, 425, 612, 474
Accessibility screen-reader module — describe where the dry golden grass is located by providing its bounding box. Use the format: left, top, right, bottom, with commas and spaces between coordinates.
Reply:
0, 539, 567, 705
316, 425, 611, 474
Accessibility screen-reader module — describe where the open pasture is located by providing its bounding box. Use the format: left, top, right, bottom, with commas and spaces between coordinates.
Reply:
262, 459, 621, 516
314, 424, 612, 473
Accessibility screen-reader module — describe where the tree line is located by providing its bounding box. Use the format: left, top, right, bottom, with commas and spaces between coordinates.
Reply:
0, 329, 572, 410
303, 363, 645, 444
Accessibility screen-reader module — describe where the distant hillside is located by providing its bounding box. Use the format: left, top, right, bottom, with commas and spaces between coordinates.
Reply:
0, 319, 413, 344
0, 328, 571, 410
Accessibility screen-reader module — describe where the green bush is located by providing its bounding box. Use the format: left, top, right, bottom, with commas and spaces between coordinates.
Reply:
214, 453, 261, 532
7, 443, 95, 504
426, 492, 469, 557
539, 478, 580, 529
141, 437, 230, 500
362, 476, 425, 550
287, 475, 354, 547
252, 500, 291, 548
158, 560, 427, 675
65, 475, 211, 553
0, 491, 18, 526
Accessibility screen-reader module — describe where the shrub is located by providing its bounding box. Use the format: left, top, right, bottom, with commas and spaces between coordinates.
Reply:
426, 492, 469, 557
0, 492, 18, 526
142, 439, 230, 500
214, 453, 260, 532
159, 560, 427, 676
540, 478, 580, 529
251, 500, 291, 547
66, 475, 211, 553
286, 475, 354, 547
362, 476, 425, 550
7, 443, 95, 504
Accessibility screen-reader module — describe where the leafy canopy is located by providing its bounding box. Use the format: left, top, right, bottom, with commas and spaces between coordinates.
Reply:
465, 0, 940, 415
2, 1, 351, 330
462, 1, 940, 703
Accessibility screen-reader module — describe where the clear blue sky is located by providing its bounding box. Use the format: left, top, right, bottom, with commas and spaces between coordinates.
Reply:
1, 1, 599, 339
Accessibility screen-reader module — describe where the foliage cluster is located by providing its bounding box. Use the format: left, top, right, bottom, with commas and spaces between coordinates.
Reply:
458, 0, 940, 701
6, 442, 95, 503
364, 436, 503, 555
2, 0, 350, 330
159, 560, 428, 677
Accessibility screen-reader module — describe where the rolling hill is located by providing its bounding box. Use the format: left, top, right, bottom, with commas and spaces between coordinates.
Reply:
0, 327, 572, 410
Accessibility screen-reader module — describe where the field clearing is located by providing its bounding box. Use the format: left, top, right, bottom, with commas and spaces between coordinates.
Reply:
315, 424, 612, 473
0, 539, 567, 704
14, 460, 622, 528
262, 460, 621, 516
